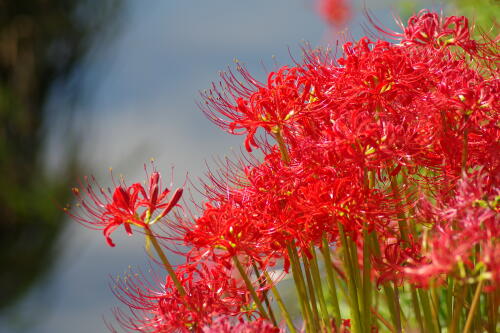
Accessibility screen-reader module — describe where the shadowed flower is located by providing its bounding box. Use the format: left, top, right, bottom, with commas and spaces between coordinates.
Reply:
112, 262, 251, 333
202, 317, 282, 333
405, 170, 499, 287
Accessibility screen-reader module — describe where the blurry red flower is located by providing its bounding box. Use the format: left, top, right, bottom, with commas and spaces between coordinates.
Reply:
317, 0, 351, 27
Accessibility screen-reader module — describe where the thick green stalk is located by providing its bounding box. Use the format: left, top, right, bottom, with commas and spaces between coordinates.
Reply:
410, 286, 424, 333
370, 307, 396, 333
233, 256, 269, 320
264, 272, 297, 333
463, 280, 484, 333
303, 254, 322, 331
252, 263, 277, 326
419, 288, 439, 333
338, 222, 363, 333
430, 282, 442, 332
321, 234, 342, 330
362, 227, 372, 331
486, 288, 499, 333
309, 246, 332, 333
274, 129, 290, 164
449, 284, 465, 333
291, 244, 321, 333
446, 277, 454, 330
348, 237, 364, 319
287, 242, 314, 332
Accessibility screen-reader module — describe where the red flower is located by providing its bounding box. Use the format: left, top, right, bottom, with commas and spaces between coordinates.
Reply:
402, 11, 476, 51
112, 262, 251, 333
66, 167, 183, 247
200, 65, 313, 152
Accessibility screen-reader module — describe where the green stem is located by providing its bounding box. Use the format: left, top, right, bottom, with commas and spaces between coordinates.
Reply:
321, 234, 342, 331
264, 272, 297, 333
419, 288, 438, 333
252, 263, 277, 326
370, 307, 396, 333
449, 284, 465, 333
430, 282, 442, 332
303, 254, 322, 332
362, 227, 372, 331
338, 222, 363, 333
309, 245, 332, 333
463, 279, 484, 333
410, 286, 424, 333
348, 237, 364, 322
287, 242, 313, 332
393, 282, 403, 333
446, 277, 454, 330
145, 227, 186, 296
274, 129, 290, 165
233, 256, 269, 320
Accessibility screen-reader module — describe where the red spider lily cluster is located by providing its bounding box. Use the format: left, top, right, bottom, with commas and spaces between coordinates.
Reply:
68, 10, 499, 333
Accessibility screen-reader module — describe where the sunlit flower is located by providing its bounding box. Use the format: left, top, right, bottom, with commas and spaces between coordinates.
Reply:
66, 167, 182, 247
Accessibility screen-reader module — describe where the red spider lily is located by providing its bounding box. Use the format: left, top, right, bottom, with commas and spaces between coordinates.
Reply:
369, 10, 476, 52
66, 168, 183, 247
370, 9, 500, 60
112, 262, 251, 333
200, 65, 315, 152
402, 11, 476, 50
67, 176, 145, 247
182, 200, 279, 267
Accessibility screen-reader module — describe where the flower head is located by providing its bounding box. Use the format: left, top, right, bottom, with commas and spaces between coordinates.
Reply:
66, 167, 183, 247
201, 65, 315, 152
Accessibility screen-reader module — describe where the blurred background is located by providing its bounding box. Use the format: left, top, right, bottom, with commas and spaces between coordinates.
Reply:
0, 0, 497, 332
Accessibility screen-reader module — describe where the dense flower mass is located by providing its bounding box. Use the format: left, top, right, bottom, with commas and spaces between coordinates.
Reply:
68, 9, 499, 333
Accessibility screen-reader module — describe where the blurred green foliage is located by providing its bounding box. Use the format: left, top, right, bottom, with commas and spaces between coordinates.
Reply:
398, 0, 499, 34
0, 0, 119, 312
452, 0, 499, 33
